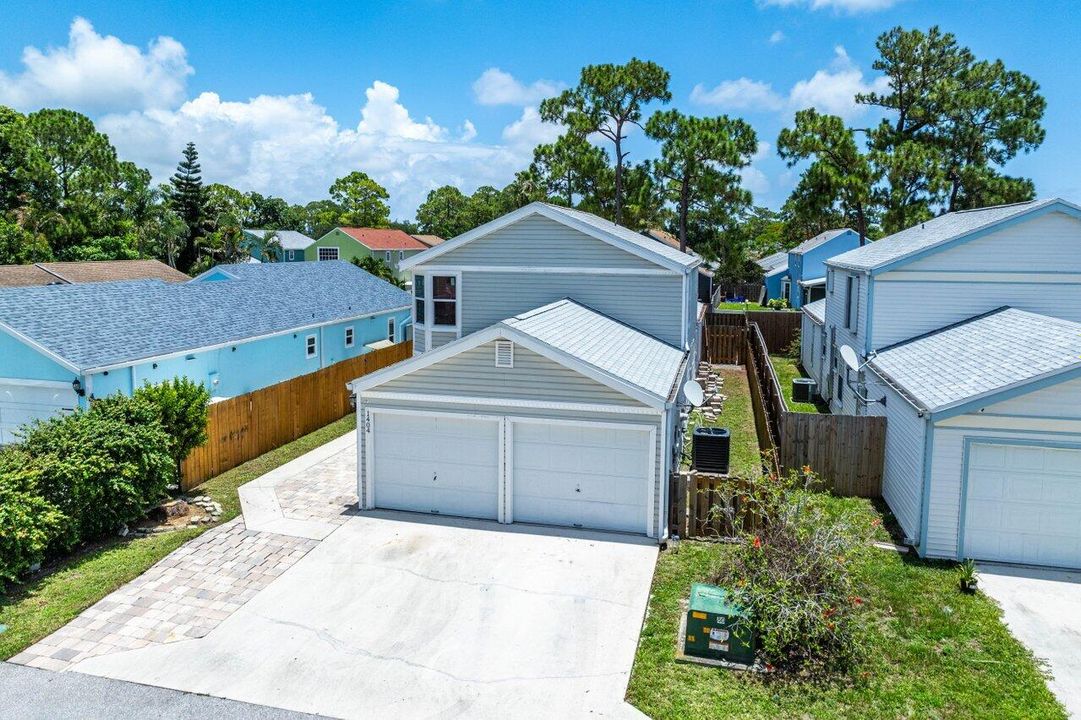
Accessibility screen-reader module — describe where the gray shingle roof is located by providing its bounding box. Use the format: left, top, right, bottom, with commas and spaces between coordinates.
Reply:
755, 250, 787, 274
828, 198, 1078, 272
790, 228, 853, 255
802, 298, 826, 324
243, 229, 315, 251
541, 204, 699, 269
0, 261, 410, 371
501, 299, 687, 400
868, 308, 1081, 413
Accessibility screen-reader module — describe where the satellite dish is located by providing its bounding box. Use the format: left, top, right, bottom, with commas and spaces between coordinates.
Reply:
839, 345, 861, 372
683, 380, 706, 408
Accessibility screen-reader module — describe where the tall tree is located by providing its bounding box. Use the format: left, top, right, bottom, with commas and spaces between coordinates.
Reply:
167, 142, 208, 271
540, 58, 671, 225
329, 171, 390, 227
416, 185, 472, 238
530, 133, 611, 209
646, 110, 758, 252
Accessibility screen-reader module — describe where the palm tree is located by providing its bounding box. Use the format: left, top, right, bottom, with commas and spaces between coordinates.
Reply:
249, 229, 283, 263
352, 255, 405, 288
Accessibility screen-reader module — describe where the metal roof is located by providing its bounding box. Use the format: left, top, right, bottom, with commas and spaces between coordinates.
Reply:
501, 298, 687, 401
827, 198, 1080, 273
0, 260, 410, 371
868, 308, 1081, 413
755, 251, 787, 273
789, 228, 854, 255
243, 229, 315, 251
802, 298, 826, 325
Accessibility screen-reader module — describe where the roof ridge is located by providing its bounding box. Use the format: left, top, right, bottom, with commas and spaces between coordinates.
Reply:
874, 306, 1014, 354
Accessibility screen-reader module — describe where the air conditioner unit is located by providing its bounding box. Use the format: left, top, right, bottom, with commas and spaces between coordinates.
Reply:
692, 427, 730, 474
792, 378, 817, 403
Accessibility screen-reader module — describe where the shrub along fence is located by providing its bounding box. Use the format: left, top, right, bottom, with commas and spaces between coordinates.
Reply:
180, 341, 412, 490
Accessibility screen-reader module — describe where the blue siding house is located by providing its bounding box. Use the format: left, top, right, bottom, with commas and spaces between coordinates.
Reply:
0, 261, 410, 442
759, 229, 860, 308
242, 229, 315, 262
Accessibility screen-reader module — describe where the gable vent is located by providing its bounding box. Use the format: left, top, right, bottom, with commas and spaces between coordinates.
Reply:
495, 341, 514, 368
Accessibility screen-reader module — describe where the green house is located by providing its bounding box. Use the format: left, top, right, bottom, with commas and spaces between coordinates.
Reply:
305, 228, 430, 282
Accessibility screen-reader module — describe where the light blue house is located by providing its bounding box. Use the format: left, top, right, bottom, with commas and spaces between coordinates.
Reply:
0, 261, 410, 442
242, 229, 315, 262
759, 229, 861, 308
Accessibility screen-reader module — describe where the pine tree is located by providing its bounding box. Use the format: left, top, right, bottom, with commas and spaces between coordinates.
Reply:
168, 142, 207, 271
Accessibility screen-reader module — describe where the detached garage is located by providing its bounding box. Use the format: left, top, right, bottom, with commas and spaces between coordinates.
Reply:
349, 299, 688, 539
866, 308, 1081, 569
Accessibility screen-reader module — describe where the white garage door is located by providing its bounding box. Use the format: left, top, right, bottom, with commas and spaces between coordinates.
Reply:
372, 412, 500, 520
511, 420, 652, 534
0, 381, 79, 444
964, 442, 1081, 568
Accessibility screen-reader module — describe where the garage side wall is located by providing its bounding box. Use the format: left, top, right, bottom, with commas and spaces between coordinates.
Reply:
926, 376, 1081, 559
864, 375, 926, 544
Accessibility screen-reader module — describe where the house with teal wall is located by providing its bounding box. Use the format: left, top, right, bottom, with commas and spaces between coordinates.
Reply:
0, 261, 410, 443
305, 227, 428, 282
759, 229, 861, 308
242, 229, 315, 262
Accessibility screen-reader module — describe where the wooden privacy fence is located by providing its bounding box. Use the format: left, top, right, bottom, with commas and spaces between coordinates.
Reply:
180, 341, 412, 490
670, 472, 763, 539
704, 310, 801, 354
700, 325, 746, 365
714, 281, 762, 302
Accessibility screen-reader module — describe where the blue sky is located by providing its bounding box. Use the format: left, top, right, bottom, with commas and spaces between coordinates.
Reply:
1, 0, 1078, 219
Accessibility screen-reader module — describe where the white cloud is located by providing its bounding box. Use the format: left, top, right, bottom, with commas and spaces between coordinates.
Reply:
356, 80, 445, 141
472, 68, 564, 106
501, 106, 563, 148
759, 0, 900, 13
0, 17, 191, 112
690, 78, 784, 111
459, 119, 477, 142
769, 30, 786, 44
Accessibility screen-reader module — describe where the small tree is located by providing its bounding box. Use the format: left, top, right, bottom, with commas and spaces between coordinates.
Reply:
134, 378, 210, 479
352, 255, 405, 289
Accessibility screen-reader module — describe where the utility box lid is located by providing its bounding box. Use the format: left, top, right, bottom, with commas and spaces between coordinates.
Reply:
689, 583, 746, 618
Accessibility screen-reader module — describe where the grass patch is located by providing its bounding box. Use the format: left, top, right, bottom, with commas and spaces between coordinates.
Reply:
715, 301, 762, 311
627, 497, 1064, 720
0, 413, 356, 660
684, 366, 761, 477
770, 354, 830, 414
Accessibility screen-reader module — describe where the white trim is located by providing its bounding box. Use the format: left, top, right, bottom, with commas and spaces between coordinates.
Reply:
878, 270, 1081, 284
399, 203, 696, 273
498, 417, 508, 524
190, 267, 241, 282
421, 270, 461, 337
647, 425, 658, 537
0, 377, 74, 389
361, 390, 659, 415
305, 334, 318, 359
798, 277, 827, 288
413, 264, 677, 276
936, 414, 1081, 434
344, 326, 355, 348
357, 407, 368, 508
494, 340, 514, 368
0, 321, 82, 373
504, 419, 514, 524
317, 246, 340, 261
387, 316, 396, 342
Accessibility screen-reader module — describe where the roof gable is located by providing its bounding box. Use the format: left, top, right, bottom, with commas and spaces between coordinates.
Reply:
789, 228, 856, 255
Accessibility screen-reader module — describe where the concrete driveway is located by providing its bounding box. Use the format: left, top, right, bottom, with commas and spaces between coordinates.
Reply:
16, 438, 658, 719
979, 564, 1081, 717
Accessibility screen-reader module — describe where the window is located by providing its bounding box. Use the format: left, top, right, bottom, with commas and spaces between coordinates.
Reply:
844, 275, 859, 330
432, 275, 457, 327
344, 327, 354, 348
413, 275, 426, 325
827, 270, 834, 294
782, 279, 791, 302
495, 341, 514, 368
385, 250, 392, 263
318, 247, 339, 261
305, 335, 318, 358
287, 250, 295, 261
387, 317, 396, 341
398, 250, 405, 261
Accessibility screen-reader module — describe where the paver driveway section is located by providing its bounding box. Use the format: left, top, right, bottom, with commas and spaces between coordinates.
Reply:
74, 513, 658, 719
979, 563, 1081, 717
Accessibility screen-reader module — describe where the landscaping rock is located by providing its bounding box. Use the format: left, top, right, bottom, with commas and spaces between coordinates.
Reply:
157, 499, 190, 519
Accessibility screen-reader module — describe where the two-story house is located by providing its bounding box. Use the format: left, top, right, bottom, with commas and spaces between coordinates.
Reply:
761, 228, 861, 308
349, 202, 702, 541
801, 198, 1081, 569
307, 227, 428, 283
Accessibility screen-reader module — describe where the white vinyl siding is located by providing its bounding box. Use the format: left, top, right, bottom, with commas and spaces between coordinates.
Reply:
823, 269, 868, 415
865, 376, 926, 542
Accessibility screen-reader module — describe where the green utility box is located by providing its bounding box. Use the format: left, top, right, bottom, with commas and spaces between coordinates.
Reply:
684, 583, 756, 665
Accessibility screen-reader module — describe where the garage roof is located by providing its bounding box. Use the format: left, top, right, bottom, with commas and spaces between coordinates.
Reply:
867, 308, 1081, 413
802, 298, 826, 325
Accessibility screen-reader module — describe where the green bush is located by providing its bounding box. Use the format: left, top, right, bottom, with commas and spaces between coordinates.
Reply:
134, 377, 210, 474
0, 449, 67, 583
714, 470, 869, 673
767, 297, 790, 310
19, 393, 174, 548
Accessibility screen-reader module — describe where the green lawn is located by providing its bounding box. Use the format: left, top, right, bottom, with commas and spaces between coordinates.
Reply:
627, 497, 1064, 720
770, 354, 830, 414
685, 366, 761, 477
0, 414, 357, 660
715, 301, 763, 311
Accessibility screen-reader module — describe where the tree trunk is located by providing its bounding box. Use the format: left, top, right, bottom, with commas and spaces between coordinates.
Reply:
613, 123, 624, 226
678, 178, 690, 253
857, 204, 867, 246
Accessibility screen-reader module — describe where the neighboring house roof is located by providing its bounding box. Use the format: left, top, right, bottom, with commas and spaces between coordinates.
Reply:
411, 234, 444, 247
755, 251, 787, 274
868, 307, 1081, 413
0, 260, 189, 287
802, 298, 826, 325
0, 261, 410, 372
400, 202, 700, 273
789, 228, 855, 255
337, 227, 428, 251
644, 229, 715, 276
827, 198, 1081, 273
243, 229, 316, 251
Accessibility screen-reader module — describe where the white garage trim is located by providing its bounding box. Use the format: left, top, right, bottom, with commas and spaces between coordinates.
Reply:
361, 391, 658, 416
0, 377, 73, 388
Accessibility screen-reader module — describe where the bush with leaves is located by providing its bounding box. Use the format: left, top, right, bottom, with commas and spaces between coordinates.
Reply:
0, 448, 67, 584
767, 297, 790, 310
782, 330, 802, 360
19, 393, 174, 548
714, 469, 869, 673
134, 378, 210, 476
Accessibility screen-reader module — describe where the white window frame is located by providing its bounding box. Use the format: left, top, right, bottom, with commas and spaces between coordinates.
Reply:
385, 250, 392, 263
318, 247, 339, 262
827, 270, 834, 294
398, 250, 405, 261
344, 326, 355, 348
287, 250, 295, 261
781, 278, 791, 302
845, 275, 859, 332
387, 317, 396, 342
305, 334, 318, 358
428, 272, 461, 331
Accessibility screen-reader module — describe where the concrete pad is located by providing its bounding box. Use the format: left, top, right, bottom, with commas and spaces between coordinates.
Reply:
74, 512, 658, 719
978, 563, 1081, 716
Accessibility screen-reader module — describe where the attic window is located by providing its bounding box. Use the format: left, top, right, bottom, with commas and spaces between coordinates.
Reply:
494, 341, 514, 368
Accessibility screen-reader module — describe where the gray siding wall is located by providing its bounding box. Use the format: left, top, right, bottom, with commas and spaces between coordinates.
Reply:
428, 330, 458, 351
379, 339, 643, 406
823, 268, 869, 414
865, 374, 926, 543
433, 213, 661, 269
458, 271, 685, 347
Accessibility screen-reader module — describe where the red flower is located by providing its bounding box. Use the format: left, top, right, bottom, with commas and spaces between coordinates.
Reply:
823, 607, 836, 618
850, 596, 864, 606
752, 536, 762, 549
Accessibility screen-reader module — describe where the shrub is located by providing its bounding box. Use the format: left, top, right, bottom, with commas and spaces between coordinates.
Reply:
714, 470, 868, 673
0, 449, 67, 584
134, 377, 210, 475
19, 393, 174, 547
767, 297, 790, 310
782, 330, 802, 360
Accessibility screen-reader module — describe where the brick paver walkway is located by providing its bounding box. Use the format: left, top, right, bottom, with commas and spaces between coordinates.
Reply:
275, 449, 356, 526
